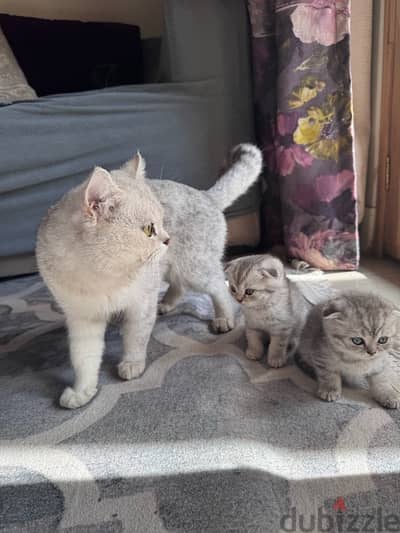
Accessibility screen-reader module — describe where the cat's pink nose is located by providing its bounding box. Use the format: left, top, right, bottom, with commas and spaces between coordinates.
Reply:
163, 238, 170, 246
367, 349, 376, 356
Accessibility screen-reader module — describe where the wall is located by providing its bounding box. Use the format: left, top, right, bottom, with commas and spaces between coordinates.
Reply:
359, 0, 384, 251
0, 0, 163, 38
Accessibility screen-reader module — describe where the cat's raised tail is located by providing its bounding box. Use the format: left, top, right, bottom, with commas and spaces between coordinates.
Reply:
207, 143, 263, 211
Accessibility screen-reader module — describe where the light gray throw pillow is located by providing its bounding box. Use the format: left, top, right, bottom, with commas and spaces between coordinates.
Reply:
0, 27, 37, 103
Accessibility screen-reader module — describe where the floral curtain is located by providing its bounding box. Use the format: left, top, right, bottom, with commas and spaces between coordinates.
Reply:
248, 0, 359, 270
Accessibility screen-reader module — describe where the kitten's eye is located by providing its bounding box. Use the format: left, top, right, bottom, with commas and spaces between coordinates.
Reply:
378, 336, 388, 345
230, 285, 237, 293
143, 223, 156, 237
245, 289, 254, 296
351, 337, 364, 346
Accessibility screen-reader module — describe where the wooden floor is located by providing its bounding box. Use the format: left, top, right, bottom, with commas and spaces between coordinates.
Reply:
326, 256, 400, 305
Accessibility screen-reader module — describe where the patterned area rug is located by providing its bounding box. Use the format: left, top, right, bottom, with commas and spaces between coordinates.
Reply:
1, 275, 400, 532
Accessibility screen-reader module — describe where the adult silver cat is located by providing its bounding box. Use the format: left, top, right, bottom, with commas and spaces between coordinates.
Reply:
36, 144, 262, 408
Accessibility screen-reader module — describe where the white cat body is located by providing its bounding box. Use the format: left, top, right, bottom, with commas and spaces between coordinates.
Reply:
48, 261, 160, 321
37, 161, 168, 409
37, 144, 263, 408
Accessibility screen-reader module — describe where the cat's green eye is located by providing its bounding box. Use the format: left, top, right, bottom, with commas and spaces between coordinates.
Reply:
230, 285, 237, 293
351, 337, 364, 346
143, 223, 156, 237
378, 336, 388, 344
245, 289, 254, 296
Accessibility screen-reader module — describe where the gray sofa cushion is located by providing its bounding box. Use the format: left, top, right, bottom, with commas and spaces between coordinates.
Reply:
0, 81, 232, 259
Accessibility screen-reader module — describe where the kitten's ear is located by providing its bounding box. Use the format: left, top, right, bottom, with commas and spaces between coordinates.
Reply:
322, 298, 346, 321
260, 267, 281, 279
122, 151, 146, 180
393, 308, 400, 321
223, 260, 237, 277
224, 258, 243, 280
223, 261, 232, 274
258, 257, 285, 280
84, 167, 120, 222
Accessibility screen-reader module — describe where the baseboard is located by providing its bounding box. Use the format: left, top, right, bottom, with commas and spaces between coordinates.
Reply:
1, 211, 261, 278
0, 254, 37, 278
226, 211, 260, 248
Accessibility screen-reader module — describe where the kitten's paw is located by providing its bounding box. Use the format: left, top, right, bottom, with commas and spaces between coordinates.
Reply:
376, 394, 400, 409
267, 353, 288, 368
118, 360, 146, 380
246, 349, 263, 361
317, 388, 341, 402
211, 317, 234, 334
59, 386, 97, 409
158, 302, 176, 315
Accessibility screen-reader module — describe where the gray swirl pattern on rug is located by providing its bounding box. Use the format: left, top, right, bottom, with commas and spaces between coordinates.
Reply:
1, 275, 400, 532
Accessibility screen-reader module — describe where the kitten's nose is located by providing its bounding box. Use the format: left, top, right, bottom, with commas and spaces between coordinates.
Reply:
163, 238, 170, 246
367, 349, 377, 356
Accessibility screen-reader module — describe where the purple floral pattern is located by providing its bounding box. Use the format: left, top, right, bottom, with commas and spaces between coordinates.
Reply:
248, 0, 359, 270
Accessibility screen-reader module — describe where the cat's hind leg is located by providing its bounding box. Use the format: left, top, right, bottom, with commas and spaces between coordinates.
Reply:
119, 286, 158, 380
158, 267, 184, 315
202, 270, 235, 333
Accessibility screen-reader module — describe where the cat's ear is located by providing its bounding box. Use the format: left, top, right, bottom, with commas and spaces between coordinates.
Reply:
223, 261, 232, 273
393, 308, 400, 321
224, 260, 236, 277
121, 151, 146, 180
84, 167, 120, 222
258, 257, 285, 280
322, 298, 346, 321
224, 258, 243, 280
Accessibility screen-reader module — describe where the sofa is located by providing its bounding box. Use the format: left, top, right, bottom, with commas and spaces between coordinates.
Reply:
0, 0, 261, 278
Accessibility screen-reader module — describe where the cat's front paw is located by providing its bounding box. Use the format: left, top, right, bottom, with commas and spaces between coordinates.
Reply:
211, 317, 234, 334
267, 353, 288, 368
59, 386, 97, 409
375, 393, 400, 409
158, 302, 175, 315
118, 360, 146, 380
246, 348, 263, 361
317, 387, 341, 402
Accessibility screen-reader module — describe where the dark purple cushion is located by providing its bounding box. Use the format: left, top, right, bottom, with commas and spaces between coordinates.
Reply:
0, 14, 143, 96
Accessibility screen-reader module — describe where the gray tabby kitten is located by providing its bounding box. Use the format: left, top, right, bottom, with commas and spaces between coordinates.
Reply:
297, 291, 400, 408
225, 254, 317, 368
